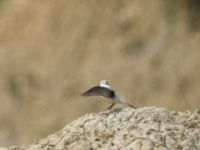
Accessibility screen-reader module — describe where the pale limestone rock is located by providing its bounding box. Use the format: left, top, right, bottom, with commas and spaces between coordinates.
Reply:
9, 107, 200, 150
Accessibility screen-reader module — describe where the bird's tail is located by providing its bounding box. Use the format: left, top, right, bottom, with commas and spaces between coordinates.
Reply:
114, 94, 136, 108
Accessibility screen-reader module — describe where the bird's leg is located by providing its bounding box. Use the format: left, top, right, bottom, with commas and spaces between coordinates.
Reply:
107, 102, 116, 110
128, 103, 136, 109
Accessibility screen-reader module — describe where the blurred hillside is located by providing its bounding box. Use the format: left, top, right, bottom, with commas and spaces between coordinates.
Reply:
0, 0, 200, 146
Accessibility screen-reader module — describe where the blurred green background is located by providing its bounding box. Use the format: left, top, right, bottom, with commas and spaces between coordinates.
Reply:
0, 0, 200, 146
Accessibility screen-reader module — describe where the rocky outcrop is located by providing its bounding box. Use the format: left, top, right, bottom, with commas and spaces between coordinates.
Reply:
8, 107, 200, 150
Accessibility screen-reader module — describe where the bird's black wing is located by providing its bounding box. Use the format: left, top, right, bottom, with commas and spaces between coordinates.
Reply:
81, 86, 115, 99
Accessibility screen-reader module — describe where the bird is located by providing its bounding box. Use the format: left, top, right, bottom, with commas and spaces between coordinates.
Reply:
81, 80, 136, 109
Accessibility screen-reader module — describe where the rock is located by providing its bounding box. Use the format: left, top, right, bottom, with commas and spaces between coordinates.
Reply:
9, 107, 200, 150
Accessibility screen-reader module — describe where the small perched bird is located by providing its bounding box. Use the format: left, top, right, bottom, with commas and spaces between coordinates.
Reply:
81, 80, 136, 109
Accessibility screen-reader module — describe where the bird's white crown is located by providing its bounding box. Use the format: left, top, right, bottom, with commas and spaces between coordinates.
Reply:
100, 80, 111, 89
